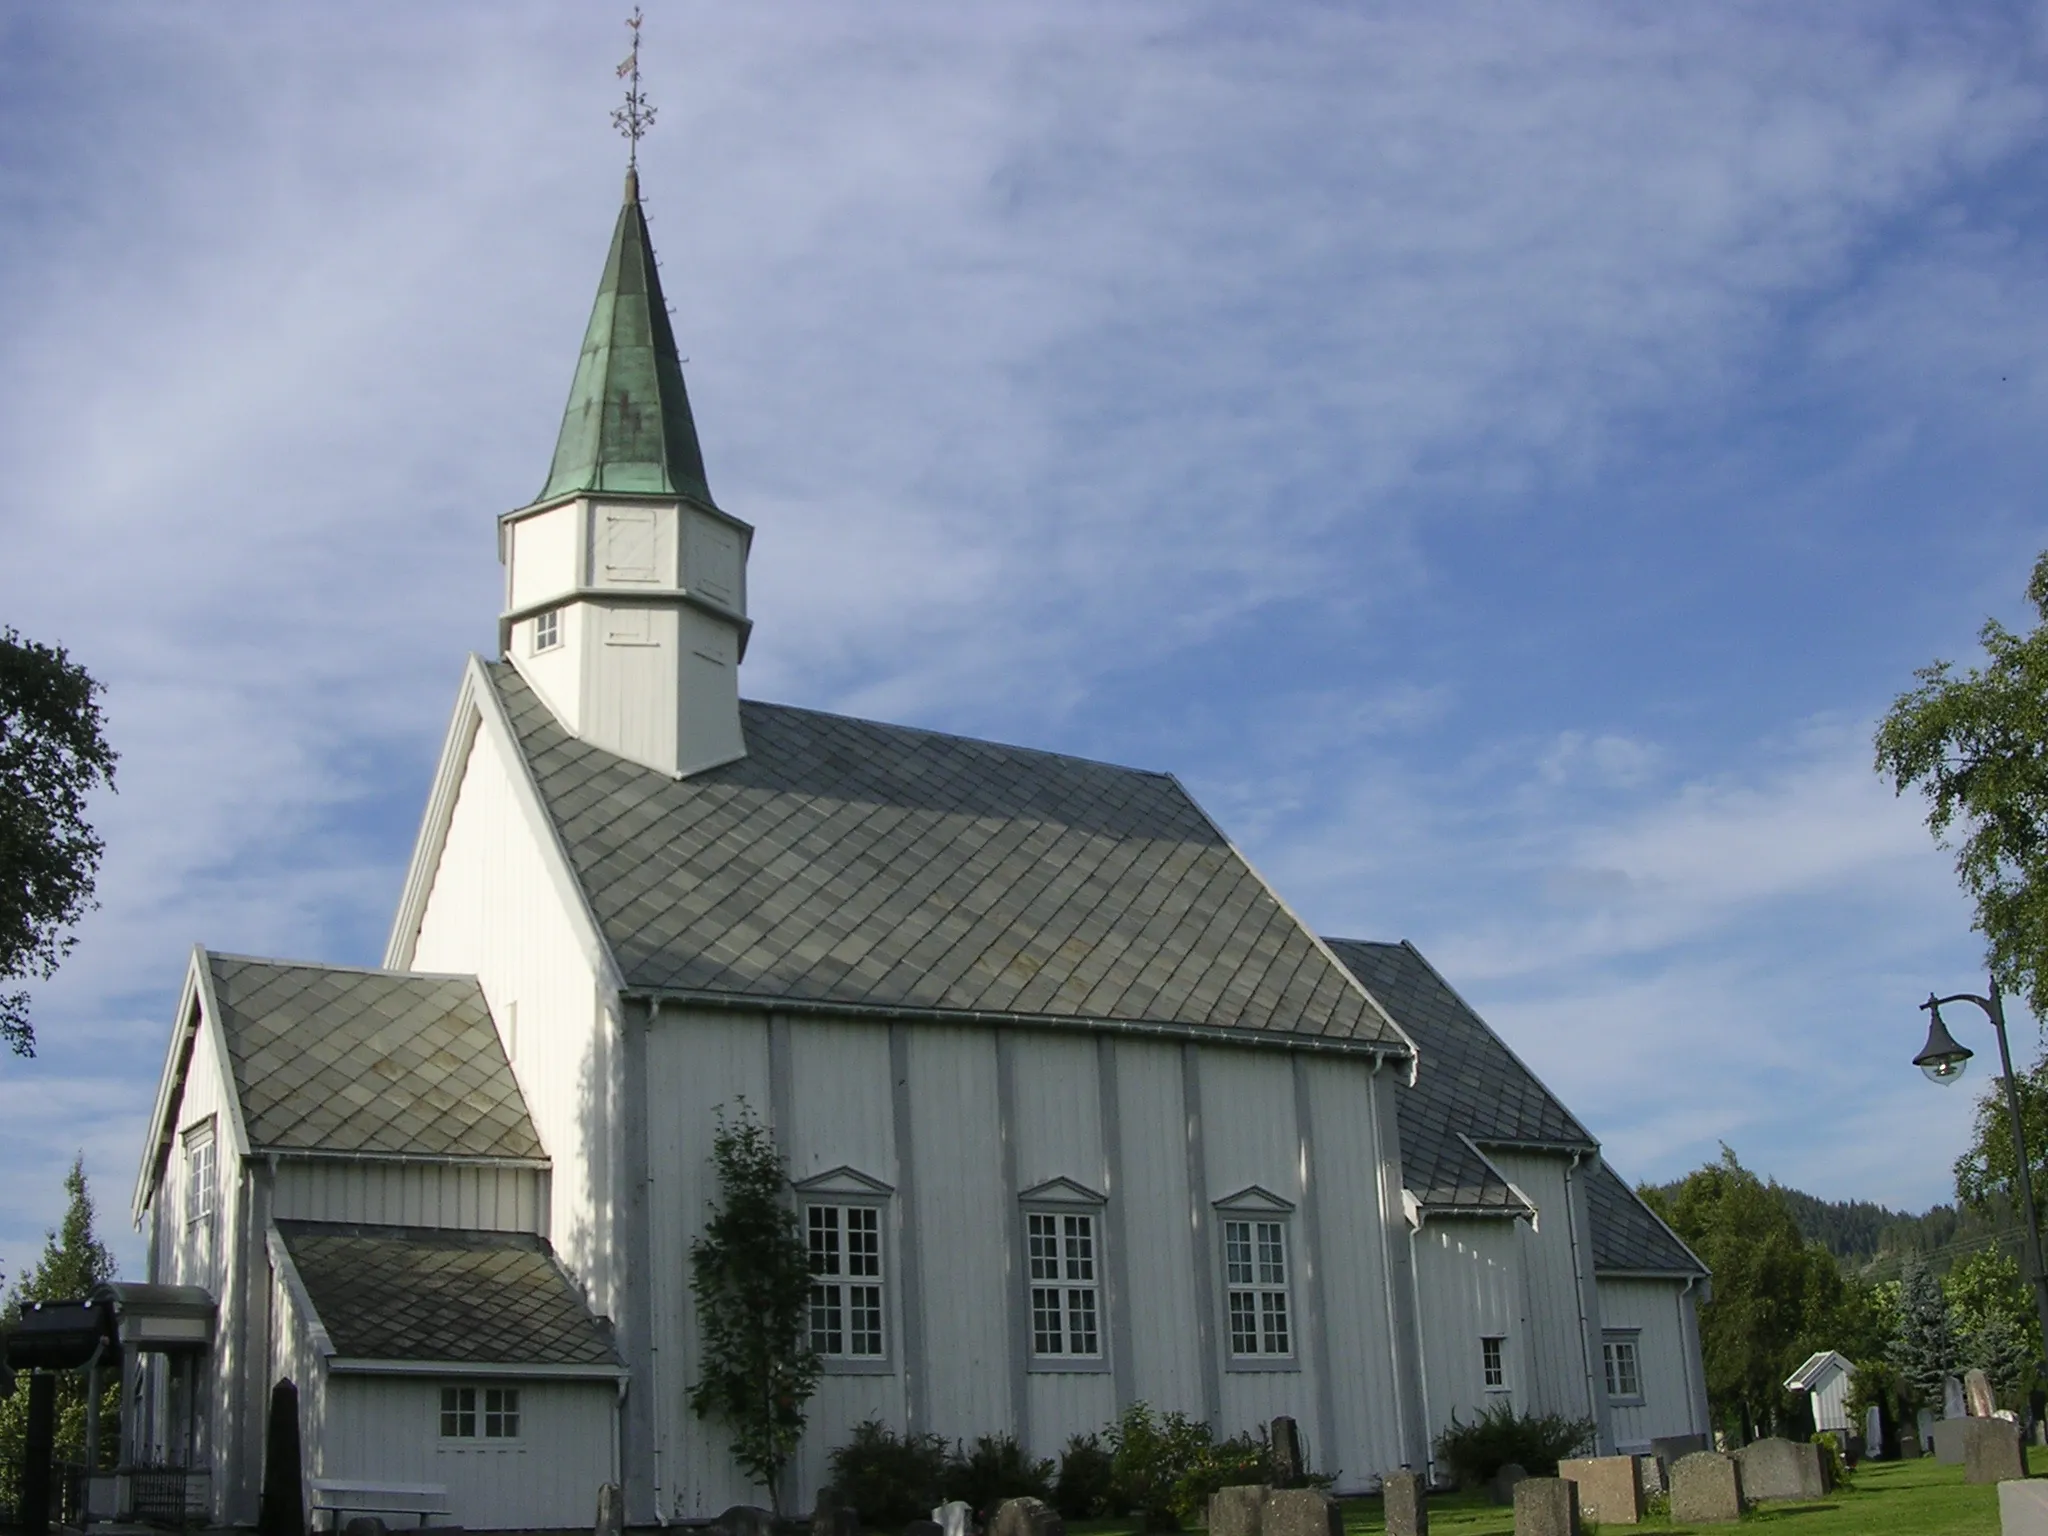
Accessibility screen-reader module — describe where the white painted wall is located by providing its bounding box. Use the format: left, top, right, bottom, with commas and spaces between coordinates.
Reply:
1598, 1278, 1709, 1450
1112, 1041, 1206, 1418
271, 1160, 547, 1234
406, 725, 620, 1319
1488, 1152, 1599, 1429
1412, 1220, 1529, 1438
322, 1375, 616, 1530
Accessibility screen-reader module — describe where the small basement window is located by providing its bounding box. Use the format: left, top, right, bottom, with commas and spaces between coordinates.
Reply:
532, 609, 561, 653
1482, 1335, 1507, 1390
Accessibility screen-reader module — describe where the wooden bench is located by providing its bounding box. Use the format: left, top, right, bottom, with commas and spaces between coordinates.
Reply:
309, 1477, 452, 1529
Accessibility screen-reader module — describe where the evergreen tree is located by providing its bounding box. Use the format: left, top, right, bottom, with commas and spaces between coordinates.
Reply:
1963, 1307, 2037, 1411
0, 1156, 120, 1477
1890, 1254, 1961, 1409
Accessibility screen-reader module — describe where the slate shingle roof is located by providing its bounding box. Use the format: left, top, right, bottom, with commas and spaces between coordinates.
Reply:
205, 954, 542, 1160
1324, 938, 1703, 1276
274, 1221, 616, 1366
491, 663, 1406, 1048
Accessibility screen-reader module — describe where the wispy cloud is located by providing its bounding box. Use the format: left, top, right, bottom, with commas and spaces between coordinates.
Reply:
1, 3, 2044, 1276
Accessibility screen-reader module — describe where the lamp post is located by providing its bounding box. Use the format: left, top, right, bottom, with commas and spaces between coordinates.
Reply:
1913, 981, 2048, 1367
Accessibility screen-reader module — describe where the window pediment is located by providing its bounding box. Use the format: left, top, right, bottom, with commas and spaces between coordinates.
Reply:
793, 1165, 893, 1198
1213, 1184, 1295, 1214
1019, 1176, 1105, 1207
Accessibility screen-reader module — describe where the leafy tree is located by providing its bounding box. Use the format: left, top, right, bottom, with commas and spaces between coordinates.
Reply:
1642, 1148, 1868, 1438
1875, 550, 2048, 1023
0, 628, 118, 1057
685, 1103, 818, 1511
1890, 1255, 1961, 1409
1946, 1248, 2041, 1408
1953, 1054, 2048, 1221
0, 1157, 120, 1476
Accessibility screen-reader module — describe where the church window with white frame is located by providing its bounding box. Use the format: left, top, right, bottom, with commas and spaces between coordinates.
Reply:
183, 1120, 217, 1283
1214, 1186, 1297, 1367
1603, 1331, 1643, 1403
793, 1167, 894, 1371
440, 1384, 521, 1439
532, 608, 561, 653
1019, 1178, 1110, 1371
1482, 1334, 1507, 1390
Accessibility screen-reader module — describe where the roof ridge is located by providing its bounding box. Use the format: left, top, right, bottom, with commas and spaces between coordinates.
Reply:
202, 949, 481, 985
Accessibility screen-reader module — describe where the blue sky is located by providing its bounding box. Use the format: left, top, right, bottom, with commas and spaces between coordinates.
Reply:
3, 3, 2047, 1286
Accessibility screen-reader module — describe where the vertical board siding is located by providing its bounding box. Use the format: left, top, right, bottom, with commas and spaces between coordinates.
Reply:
325, 1376, 616, 1530
1414, 1221, 1527, 1440
1112, 1042, 1205, 1419
1305, 1059, 1409, 1489
271, 1161, 545, 1232
409, 727, 614, 1303
1597, 1279, 1704, 1449
1198, 1048, 1320, 1445
1488, 1153, 1594, 1423
784, 1020, 905, 1500
1012, 1033, 1118, 1458
645, 1006, 771, 1517
905, 1026, 1012, 1446
269, 1266, 331, 1485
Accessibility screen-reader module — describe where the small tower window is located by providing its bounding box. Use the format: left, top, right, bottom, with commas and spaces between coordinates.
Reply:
532, 609, 561, 654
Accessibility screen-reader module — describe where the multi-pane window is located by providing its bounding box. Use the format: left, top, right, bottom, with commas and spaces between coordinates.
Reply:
1603, 1334, 1642, 1402
1027, 1212, 1101, 1358
1481, 1335, 1506, 1389
808, 1204, 884, 1358
183, 1125, 217, 1283
1223, 1218, 1292, 1357
532, 609, 561, 653
439, 1385, 521, 1439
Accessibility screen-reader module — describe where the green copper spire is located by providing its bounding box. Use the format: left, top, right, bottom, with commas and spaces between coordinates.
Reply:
537, 169, 714, 506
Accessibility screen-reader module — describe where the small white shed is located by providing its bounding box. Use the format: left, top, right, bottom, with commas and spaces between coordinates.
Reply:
1786, 1350, 1857, 1435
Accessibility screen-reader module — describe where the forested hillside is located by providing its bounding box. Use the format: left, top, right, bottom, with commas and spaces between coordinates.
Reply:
1644, 1176, 2027, 1279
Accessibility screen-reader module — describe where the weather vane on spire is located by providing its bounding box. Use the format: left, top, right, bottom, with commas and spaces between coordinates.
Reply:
612, 8, 655, 170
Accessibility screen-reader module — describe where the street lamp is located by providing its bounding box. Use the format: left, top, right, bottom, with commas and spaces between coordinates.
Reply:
1914, 982, 2048, 1371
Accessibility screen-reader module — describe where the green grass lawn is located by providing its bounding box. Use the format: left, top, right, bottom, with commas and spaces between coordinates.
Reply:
1067, 1458, 2007, 1536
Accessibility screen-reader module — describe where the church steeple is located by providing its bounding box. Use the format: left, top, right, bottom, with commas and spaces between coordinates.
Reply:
536, 170, 713, 507
497, 153, 753, 779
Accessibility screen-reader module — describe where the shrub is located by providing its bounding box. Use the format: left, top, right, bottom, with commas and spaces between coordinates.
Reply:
1105, 1403, 1217, 1529
1432, 1401, 1594, 1487
1811, 1431, 1851, 1491
827, 1419, 952, 1527
944, 1433, 1055, 1516
1169, 1431, 1268, 1523
1054, 1434, 1117, 1520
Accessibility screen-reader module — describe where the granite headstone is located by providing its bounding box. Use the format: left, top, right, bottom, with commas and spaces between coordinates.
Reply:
1734, 1437, 1830, 1500
1209, 1483, 1268, 1536
1668, 1452, 1744, 1524
1963, 1417, 2028, 1485
1259, 1488, 1342, 1536
1382, 1471, 1427, 1536
1557, 1455, 1642, 1524
1510, 1477, 1578, 1536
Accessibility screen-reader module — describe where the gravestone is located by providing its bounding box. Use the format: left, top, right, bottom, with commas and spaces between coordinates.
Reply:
1866, 1406, 1883, 1454
1270, 1417, 1305, 1486
1382, 1470, 1427, 1536
1948, 1376, 1970, 1420
716, 1507, 776, 1536
1634, 1455, 1665, 1496
989, 1498, 1062, 1536
811, 1488, 859, 1536
1259, 1487, 1342, 1536
1648, 1433, 1706, 1484
1898, 1422, 1924, 1460
1970, 1369, 1999, 1418
1668, 1452, 1744, 1524
1933, 1418, 1972, 1464
1510, 1477, 1578, 1536
2000, 1479, 2048, 1535
1557, 1455, 1642, 1524
597, 1482, 625, 1536
1489, 1462, 1528, 1505
1209, 1484, 1268, 1536
1734, 1436, 1830, 1500
935, 1500, 973, 1536
1963, 1417, 2028, 1485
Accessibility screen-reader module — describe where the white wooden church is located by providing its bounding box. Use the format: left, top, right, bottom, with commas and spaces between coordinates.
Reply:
126, 166, 1710, 1530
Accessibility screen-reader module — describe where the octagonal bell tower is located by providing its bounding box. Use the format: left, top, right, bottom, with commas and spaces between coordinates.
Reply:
498, 168, 752, 777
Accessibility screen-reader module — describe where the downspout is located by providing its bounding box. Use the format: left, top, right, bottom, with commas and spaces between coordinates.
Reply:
645, 1001, 667, 1525
1562, 1151, 1605, 1452
1367, 1058, 1415, 1473
1677, 1274, 1705, 1438
1407, 1219, 1434, 1484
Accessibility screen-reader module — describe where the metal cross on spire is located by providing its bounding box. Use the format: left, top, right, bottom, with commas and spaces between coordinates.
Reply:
612, 8, 656, 170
